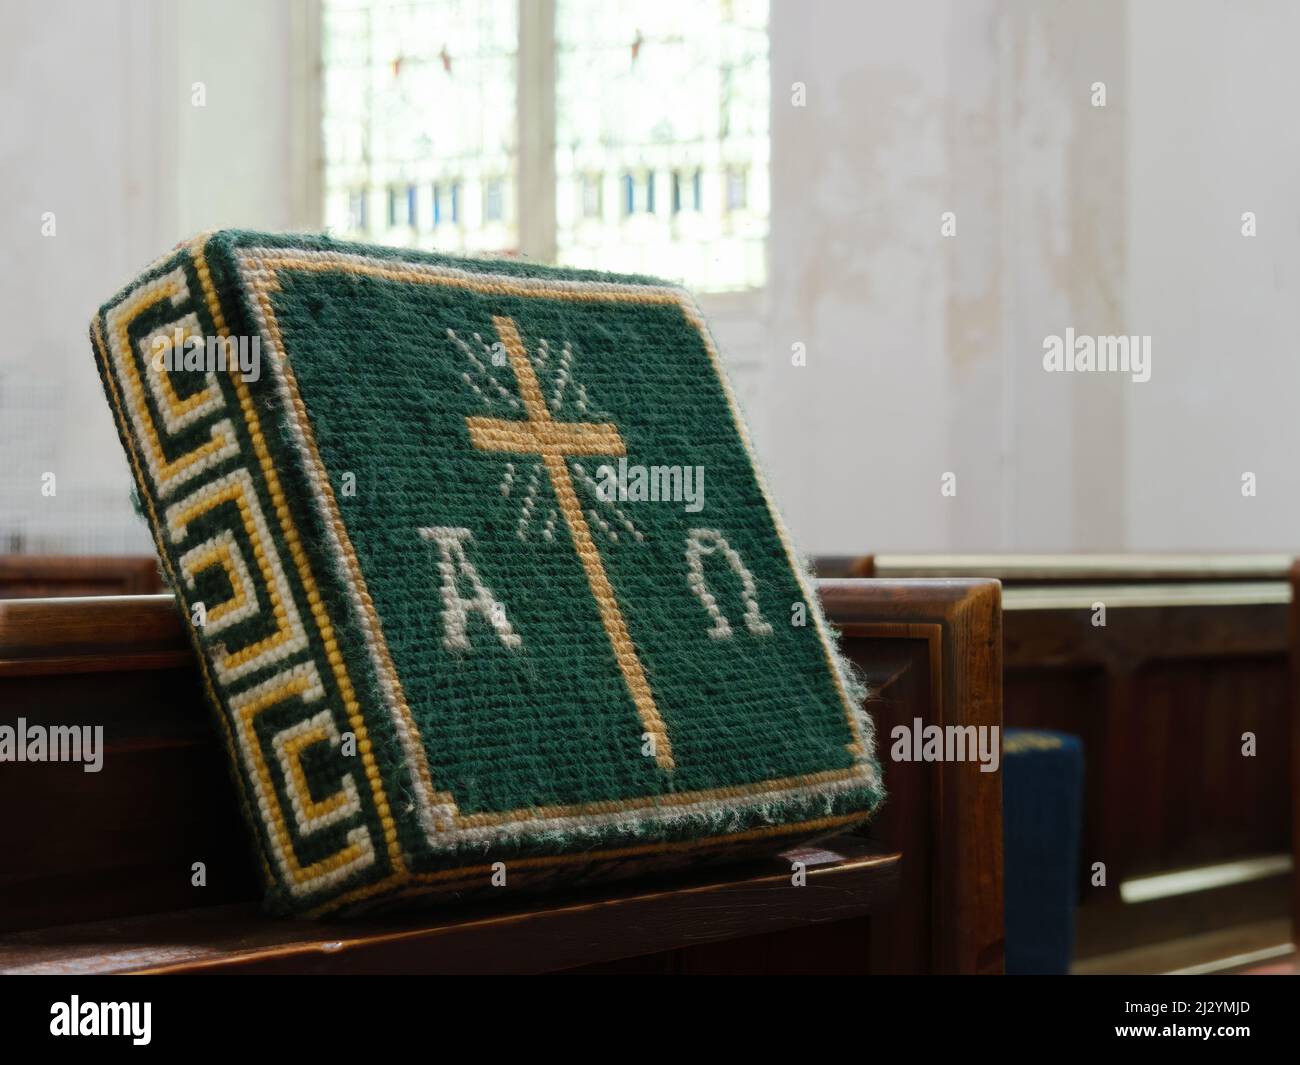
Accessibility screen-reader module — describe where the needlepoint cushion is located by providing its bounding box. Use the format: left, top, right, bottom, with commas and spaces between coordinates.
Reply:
90, 231, 883, 917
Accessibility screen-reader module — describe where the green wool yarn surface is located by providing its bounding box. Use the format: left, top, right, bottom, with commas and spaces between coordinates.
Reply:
90, 231, 882, 916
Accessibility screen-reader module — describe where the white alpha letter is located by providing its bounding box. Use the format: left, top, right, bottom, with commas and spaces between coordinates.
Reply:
420, 527, 522, 651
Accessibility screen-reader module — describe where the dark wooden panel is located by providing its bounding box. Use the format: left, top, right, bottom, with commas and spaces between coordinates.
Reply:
1119, 658, 1288, 873
0, 595, 256, 932
1004, 601, 1288, 669
1003, 599, 1290, 933
1003, 660, 1288, 882
0, 704, 258, 933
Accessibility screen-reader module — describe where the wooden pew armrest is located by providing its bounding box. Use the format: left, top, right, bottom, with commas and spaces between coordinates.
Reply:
819, 577, 1005, 974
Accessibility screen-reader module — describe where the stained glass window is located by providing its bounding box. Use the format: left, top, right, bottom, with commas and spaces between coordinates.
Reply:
554, 0, 769, 290
323, 0, 519, 254
321, 0, 769, 290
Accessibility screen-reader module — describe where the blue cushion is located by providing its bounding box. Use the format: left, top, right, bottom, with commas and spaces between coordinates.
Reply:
1003, 729, 1084, 974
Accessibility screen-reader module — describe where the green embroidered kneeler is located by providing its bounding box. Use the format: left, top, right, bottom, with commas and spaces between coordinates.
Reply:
90, 231, 883, 916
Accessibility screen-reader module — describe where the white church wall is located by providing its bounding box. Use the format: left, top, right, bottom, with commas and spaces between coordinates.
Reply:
1124, 0, 1300, 551
763, 0, 1131, 555
0, 0, 308, 554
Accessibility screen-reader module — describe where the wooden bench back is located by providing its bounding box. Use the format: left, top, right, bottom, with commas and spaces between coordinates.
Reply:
0, 579, 1003, 974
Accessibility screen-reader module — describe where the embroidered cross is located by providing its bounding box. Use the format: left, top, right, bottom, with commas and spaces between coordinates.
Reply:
466, 316, 674, 771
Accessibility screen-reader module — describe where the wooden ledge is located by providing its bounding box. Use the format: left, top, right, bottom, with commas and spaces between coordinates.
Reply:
0, 836, 899, 975
0, 594, 189, 676
851, 553, 1295, 582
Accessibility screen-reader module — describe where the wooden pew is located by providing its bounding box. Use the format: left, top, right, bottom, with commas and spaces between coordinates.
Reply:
0, 579, 1002, 975
820, 553, 1295, 968
0, 554, 164, 599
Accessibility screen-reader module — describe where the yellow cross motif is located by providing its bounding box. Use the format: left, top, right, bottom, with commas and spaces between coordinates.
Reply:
466, 315, 674, 772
